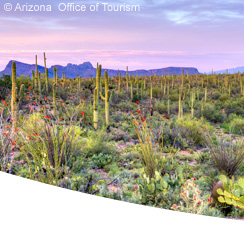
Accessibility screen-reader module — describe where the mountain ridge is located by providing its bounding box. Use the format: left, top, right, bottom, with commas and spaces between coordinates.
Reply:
0, 60, 200, 78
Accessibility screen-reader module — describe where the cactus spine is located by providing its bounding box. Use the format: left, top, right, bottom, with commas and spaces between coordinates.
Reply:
11, 62, 18, 129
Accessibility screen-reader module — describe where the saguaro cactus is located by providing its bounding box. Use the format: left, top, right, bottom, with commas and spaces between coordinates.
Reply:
32, 70, 35, 88
35, 55, 38, 89
130, 78, 133, 102
38, 71, 41, 101
93, 88, 98, 130
126, 66, 129, 91
53, 65, 56, 84
150, 83, 153, 116
53, 83, 56, 117
118, 73, 121, 92
178, 89, 181, 118
181, 69, 184, 98
93, 64, 102, 130
100, 70, 113, 126
190, 89, 195, 118
11, 62, 18, 129
78, 76, 81, 92
44, 52, 48, 93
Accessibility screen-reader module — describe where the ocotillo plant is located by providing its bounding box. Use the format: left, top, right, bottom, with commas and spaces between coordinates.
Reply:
44, 52, 48, 93
100, 70, 113, 126
53, 83, 56, 117
11, 61, 18, 129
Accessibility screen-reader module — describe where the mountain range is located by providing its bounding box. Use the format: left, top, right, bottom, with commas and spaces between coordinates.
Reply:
0, 60, 200, 79
208, 66, 244, 75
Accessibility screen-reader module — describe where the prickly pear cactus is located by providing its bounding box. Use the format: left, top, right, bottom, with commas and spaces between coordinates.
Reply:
137, 171, 168, 206
217, 175, 244, 210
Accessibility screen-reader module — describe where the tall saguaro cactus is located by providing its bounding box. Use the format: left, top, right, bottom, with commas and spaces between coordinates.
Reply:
150, 83, 153, 116
11, 62, 18, 129
53, 65, 56, 84
43, 52, 49, 93
38, 71, 41, 101
32, 70, 35, 88
100, 70, 113, 126
181, 69, 184, 99
53, 83, 57, 117
93, 64, 102, 130
126, 66, 129, 91
35, 55, 38, 89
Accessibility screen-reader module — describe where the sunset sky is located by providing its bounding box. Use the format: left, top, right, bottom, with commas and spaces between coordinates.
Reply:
0, 0, 244, 72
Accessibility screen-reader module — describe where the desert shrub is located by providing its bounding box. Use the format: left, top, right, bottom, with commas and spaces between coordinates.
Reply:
151, 87, 162, 98
202, 130, 244, 177
81, 128, 117, 157
224, 99, 244, 116
203, 103, 226, 123
175, 116, 214, 146
218, 94, 229, 102
169, 93, 179, 101
222, 116, 244, 135
154, 101, 167, 114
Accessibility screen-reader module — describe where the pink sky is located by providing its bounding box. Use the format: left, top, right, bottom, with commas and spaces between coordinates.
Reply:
0, 0, 244, 73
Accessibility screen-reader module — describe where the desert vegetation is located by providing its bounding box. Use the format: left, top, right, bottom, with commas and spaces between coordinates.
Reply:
1, 53, 244, 219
